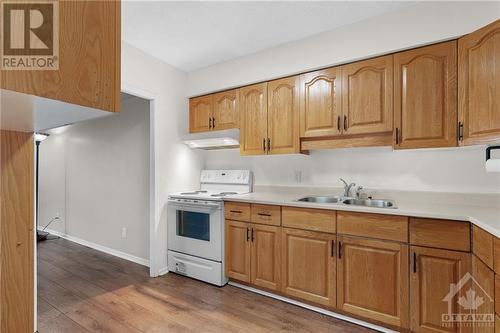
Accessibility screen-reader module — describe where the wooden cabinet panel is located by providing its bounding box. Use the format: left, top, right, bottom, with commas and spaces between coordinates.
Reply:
471, 255, 495, 333
0, 131, 34, 333
189, 95, 212, 133
495, 275, 500, 316
225, 220, 251, 282
410, 246, 471, 333
250, 204, 281, 226
267, 76, 300, 154
473, 226, 494, 270
282, 207, 336, 233
239, 83, 268, 155
410, 218, 470, 252
1, 1, 121, 113
212, 89, 238, 130
493, 237, 500, 274
337, 236, 409, 328
300, 67, 342, 138
281, 228, 336, 308
250, 224, 281, 291
224, 201, 251, 222
394, 41, 458, 149
341, 55, 393, 136
459, 19, 500, 145
337, 211, 408, 242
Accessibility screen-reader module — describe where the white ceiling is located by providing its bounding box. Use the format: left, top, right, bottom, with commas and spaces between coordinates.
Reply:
122, 1, 415, 72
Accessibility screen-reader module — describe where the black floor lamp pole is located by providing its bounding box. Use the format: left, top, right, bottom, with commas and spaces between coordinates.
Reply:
36, 139, 49, 241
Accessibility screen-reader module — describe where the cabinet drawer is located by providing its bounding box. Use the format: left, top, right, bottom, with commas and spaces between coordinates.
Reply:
225, 201, 250, 222
282, 207, 336, 233
251, 204, 281, 226
337, 211, 408, 242
409, 218, 470, 252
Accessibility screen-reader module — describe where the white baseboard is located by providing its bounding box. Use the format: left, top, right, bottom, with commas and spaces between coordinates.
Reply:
44, 228, 149, 267
228, 282, 397, 333
158, 267, 169, 276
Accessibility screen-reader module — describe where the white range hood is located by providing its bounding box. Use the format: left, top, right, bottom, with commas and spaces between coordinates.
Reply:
182, 129, 239, 150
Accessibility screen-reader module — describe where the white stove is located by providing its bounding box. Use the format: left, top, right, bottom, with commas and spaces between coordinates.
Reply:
167, 170, 252, 286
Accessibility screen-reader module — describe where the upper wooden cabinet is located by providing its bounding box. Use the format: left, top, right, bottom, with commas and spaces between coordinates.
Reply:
394, 41, 458, 149
212, 89, 239, 130
240, 79, 300, 155
300, 67, 342, 138
281, 228, 336, 308
189, 95, 213, 133
341, 55, 394, 136
0, 1, 121, 113
267, 76, 300, 154
239, 83, 268, 155
189, 89, 238, 133
337, 236, 409, 328
459, 19, 500, 146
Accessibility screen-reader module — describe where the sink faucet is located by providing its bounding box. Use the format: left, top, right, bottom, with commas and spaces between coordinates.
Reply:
339, 178, 356, 198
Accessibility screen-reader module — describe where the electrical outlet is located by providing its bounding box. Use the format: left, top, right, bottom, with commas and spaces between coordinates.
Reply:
121, 227, 127, 239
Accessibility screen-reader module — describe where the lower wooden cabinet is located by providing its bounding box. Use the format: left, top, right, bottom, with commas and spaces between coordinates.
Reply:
337, 236, 409, 328
281, 228, 336, 308
225, 220, 251, 282
471, 255, 495, 333
225, 220, 281, 291
410, 246, 472, 333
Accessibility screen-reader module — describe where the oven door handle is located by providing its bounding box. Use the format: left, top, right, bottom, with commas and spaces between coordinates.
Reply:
167, 200, 222, 210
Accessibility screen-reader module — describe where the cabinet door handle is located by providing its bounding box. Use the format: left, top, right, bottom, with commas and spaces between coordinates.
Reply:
251, 228, 254, 242
212, 117, 215, 129
267, 138, 271, 152
395, 128, 399, 145
263, 138, 266, 152
246, 227, 250, 242
343, 115, 348, 131
338, 241, 343, 259
413, 252, 417, 273
337, 116, 341, 131
331, 240, 335, 257
209, 117, 212, 129
257, 212, 271, 217
230, 210, 242, 214
458, 122, 464, 141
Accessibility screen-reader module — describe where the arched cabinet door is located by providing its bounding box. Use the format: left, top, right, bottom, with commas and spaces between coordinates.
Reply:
459, 19, 500, 146
394, 41, 457, 149
267, 76, 300, 154
239, 83, 268, 155
189, 95, 212, 133
299, 67, 342, 138
212, 89, 238, 131
341, 55, 393, 136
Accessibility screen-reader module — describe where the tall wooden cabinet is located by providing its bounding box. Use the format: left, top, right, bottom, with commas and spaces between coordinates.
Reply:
458, 19, 500, 146
281, 228, 336, 308
341, 55, 394, 136
299, 67, 342, 138
410, 246, 471, 333
394, 41, 458, 149
337, 236, 409, 328
0, 1, 121, 113
239, 78, 300, 155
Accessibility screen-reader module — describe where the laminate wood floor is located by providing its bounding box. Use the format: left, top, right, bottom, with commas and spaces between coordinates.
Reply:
38, 238, 376, 333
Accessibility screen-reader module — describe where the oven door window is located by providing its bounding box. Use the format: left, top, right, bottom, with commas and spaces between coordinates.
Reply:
176, 210, 210, 241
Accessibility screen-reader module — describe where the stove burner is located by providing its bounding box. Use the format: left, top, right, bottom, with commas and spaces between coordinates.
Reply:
180, 190, 208, 195
210, 192, 238, 197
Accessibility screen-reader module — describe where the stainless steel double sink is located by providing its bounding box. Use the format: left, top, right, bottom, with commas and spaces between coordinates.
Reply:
297, 196, 396, 209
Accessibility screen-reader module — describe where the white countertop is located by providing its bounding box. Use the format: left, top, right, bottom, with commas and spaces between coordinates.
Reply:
224, 186, 500, 238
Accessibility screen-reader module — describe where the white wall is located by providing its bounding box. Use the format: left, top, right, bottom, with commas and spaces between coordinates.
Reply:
205, 146, 500, 194
39, 96, 151, 260
121, 42, 205, 272
187, 1, 500, 96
